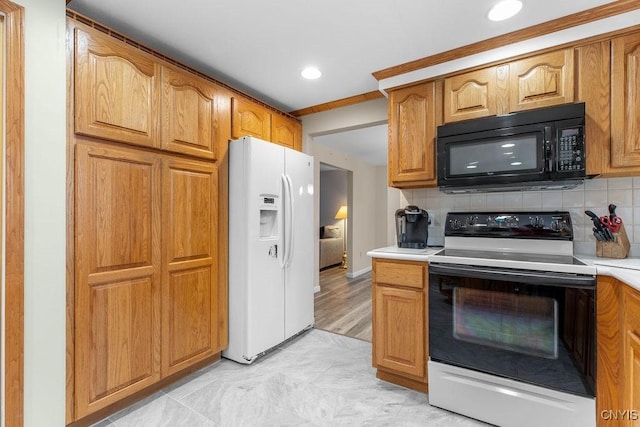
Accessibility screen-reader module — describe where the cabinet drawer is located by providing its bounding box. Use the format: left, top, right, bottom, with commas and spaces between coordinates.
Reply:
375, 260, 426, 289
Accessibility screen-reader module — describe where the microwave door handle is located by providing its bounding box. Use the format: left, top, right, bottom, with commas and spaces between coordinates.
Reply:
544, 126, 553, 171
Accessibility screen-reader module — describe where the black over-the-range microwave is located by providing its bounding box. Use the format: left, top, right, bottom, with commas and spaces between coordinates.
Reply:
436, 102, 586, 193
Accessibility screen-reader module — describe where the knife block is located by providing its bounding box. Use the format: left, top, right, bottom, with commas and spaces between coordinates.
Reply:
596, 223, 631, 259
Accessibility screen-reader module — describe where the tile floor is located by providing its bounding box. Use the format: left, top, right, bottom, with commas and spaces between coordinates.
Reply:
92, 329, 487, 426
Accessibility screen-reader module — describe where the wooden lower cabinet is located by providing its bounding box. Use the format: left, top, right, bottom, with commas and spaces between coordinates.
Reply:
372, 259, 428, 391
74, 142, 162, 417
622, 286, 640, 427
161, 158, 218, 376
74, 141, 222, 419
597, 276, 640, 427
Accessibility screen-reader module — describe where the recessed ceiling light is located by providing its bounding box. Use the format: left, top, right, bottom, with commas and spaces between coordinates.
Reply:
301, 67, 322, 80
488, 0, 523, 21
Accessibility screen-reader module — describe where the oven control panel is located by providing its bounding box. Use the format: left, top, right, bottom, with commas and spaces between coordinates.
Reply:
444, 211, 573, 240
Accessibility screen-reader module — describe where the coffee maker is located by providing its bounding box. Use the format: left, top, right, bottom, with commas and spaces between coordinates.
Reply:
395, 205, 430, 249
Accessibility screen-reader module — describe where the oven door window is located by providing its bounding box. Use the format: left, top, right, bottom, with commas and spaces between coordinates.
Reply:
453, 288, 558, 359
429, 268, 595, 397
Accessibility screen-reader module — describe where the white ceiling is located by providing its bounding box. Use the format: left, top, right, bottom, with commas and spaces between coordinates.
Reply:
67, 0, 614, 113
67, 0, 616, 167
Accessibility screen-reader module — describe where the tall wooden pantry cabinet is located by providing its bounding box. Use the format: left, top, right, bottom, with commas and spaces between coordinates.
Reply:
68, 20, 224, 422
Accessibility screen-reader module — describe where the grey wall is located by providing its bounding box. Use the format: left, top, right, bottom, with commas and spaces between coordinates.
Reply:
320, 169, 347, 227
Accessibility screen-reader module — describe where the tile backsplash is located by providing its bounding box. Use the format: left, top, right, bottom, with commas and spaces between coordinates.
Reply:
401, 177, 640, 257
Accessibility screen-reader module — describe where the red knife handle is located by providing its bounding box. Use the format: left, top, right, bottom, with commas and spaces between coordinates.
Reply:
610, 216, 622, 232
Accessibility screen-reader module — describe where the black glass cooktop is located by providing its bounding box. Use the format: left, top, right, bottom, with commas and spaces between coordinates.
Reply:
432, 248, 586, 266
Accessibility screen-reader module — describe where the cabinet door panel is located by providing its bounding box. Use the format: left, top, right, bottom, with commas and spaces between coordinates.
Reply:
272, 114, 302, 150
231, 97, 272, 140
161, 66, 219, 160
509, 49, 574, 112
374, 285, 425, 378
623, 287, 640, 425
611, 33, 640, 168
444, 67, 500, 122
576, 41, 617, 176
161, 158, 218, 376
75, 28, 160, 148
75, 142, 161, 417
388, 82, 437, 187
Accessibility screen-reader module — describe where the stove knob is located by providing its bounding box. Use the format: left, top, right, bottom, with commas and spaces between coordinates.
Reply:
506, 215, 519, 227
465, 215, 478, 226
529, 216, 544, 228
551, 218, 567, 232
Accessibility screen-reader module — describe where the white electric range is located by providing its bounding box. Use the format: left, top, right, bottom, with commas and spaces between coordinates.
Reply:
428, 211, 596, 427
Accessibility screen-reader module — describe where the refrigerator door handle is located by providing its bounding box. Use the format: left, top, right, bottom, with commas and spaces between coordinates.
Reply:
284, 174, 295, 267
280, 174, 288, 269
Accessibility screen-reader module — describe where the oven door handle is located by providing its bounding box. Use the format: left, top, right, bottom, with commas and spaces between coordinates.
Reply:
428, 263, 595, 288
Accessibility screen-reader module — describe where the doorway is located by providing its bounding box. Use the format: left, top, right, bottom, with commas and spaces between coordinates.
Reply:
314, 162, 372, 342
318, 163, 347, 271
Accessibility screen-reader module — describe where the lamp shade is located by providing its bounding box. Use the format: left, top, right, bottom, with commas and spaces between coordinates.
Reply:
334, 205, 348, 220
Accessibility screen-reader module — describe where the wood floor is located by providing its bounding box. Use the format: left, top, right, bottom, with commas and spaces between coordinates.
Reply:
314, 265, 372, 342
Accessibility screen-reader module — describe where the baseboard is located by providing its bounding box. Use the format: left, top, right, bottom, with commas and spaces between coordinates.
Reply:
313, 285, 321, 293
346, 266, 371, 279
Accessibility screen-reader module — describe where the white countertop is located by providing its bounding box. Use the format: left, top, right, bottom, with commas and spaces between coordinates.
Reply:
575, 254, 640, 292
366, 245, 442, 262
367, 246, 640, 292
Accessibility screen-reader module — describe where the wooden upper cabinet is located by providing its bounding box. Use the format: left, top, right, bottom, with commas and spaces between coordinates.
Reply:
444, 65, 509, 122
74, 28, 160, 148
611, 32, 640, 169
388, 81, 438, 188
74, 142, 162, 417
509, 49, 575, 112
161, 65, 219, 160
231, 97, 272, 141
576, 41, 613, 176
161, 157, 218, 376
272, 114, 302, 151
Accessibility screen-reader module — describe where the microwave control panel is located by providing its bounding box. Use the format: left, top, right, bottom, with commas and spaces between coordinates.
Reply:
556, 127, 585, 172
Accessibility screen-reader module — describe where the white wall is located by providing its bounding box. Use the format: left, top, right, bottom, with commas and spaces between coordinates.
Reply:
374, 165, 396, 247
301, 98, 391, 283
15, 1, 67, 425
401, 177, 640, 256
308, 142, 385, 278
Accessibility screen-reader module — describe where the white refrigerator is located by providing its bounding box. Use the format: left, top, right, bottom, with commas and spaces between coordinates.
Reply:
224, 136, 315, 364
